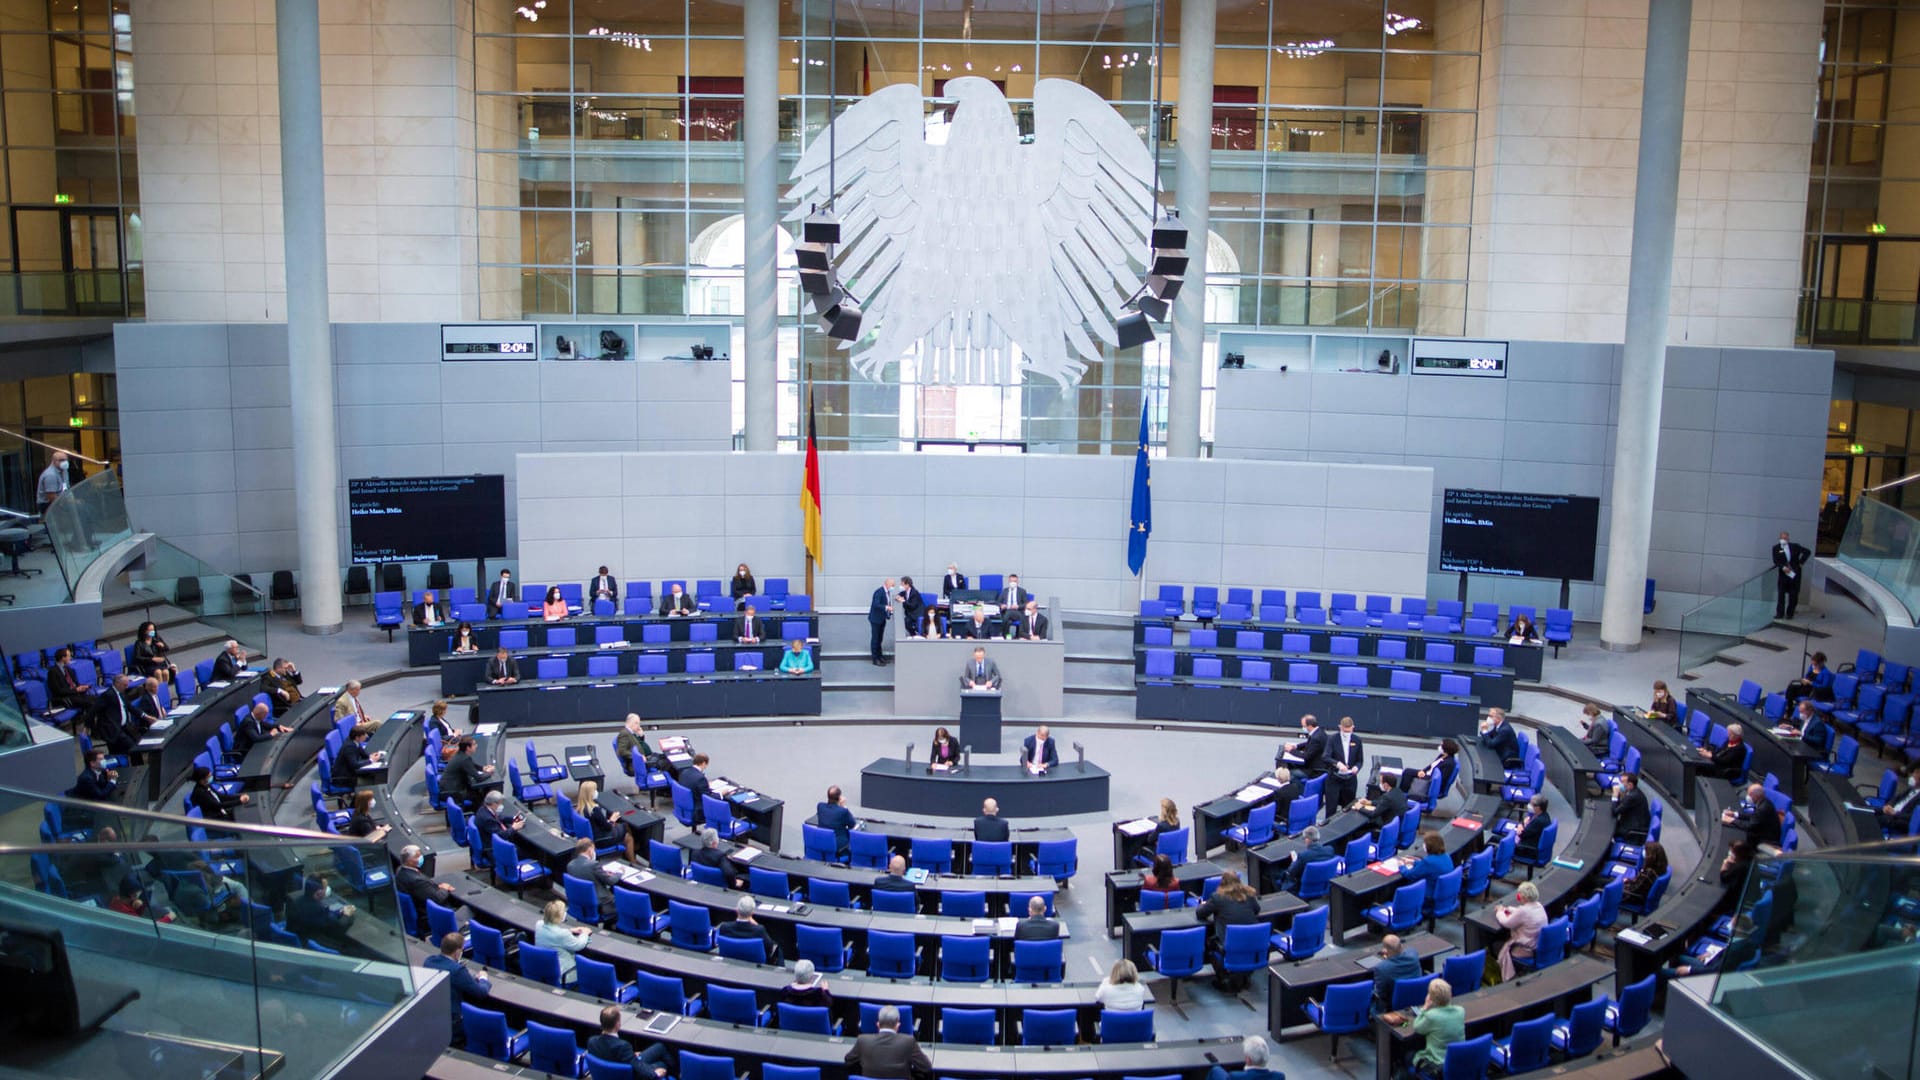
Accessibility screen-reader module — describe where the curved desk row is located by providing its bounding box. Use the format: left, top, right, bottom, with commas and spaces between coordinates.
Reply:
406, 611, 815, 666
130, 672, 265, 804
1461, 797, 1616, 957
805, 813, 1076, 877
1614, 775, 1739, 987
1135, 675, 1481, 739
439, 640, 816, 695
1119, 892, 1308, 968
1327, 752, 1505, 942
1244, 808, 1374, 895
1685, 687, 1825, 803
858, 757, 1111, 818
1372, 954, 1614, 1080
1137, 643, 1516, 710
680, 833, 1050, 912
476, 672, 821, 725
1614, 706, 1707, 811
1136, 616, 1547, 682
234, 688, 340, 806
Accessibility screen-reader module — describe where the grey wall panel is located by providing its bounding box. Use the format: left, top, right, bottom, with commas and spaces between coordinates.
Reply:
442, 361, 541, 403
233, 448, 295, 492
520, 452, 1431, 611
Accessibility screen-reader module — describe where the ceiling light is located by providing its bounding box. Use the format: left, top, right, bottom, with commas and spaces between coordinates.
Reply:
1277, 38, 1334, 59
1385, 13, 1423, 34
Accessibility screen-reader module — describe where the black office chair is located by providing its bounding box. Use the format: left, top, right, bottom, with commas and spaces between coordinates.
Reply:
0, 528, 39, 579
343, 565, 370, 607
379, 563, 405, 593
175, 576, 203, 608
230, 573, 255, 611
270, 570, 298, 610
428, 561, 453, 591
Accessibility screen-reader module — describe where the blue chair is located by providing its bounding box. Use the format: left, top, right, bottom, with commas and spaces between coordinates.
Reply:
1516, 819, 1559, 879
635, 971, 703, 1016
1543, 607, 1573, 655
703, 794, 751, 840
707, 984, 770, 1027
1567, 893, 1602, 952
1224, 802, 1276, 848
586, 1055, 635, 1080
1031, 838, 1078, 880
795, 924, 853, 972
649, 839, 685, 877
910, 836, 953, 874
469, 922, 506, 969
849, 831, 890, 869
1363, 880, 1428, 935
489, 834, 547, 895
806, 877, 857, 910
1022, 1007, 1077, 1046
518, 943, 565, 987
1603, 973, 1658, 1043
669, 899, 716, 951
870, 888, 916, 914
1434, 1033, 1495, 1079
801, 824, 838, 863
1283, 797, 1320, 837
858, 1002, 914, 1034
940, 890, 986, 918
333, 845, 390, 891
971, 840, 1014, 877
613, 888, 660, 937
939, 934, 991, 982
373, 592, 405, 640
717, 933, 766, 964
461, 1004, 528, 1062
1216, 922, 1272, 987
1425, 868, 1463, 928
1491, 1012, 1554, 1072
779, 1002, 843, 1036
1551, 998, 1608, 1058
1460, 848, 1493, 902
1620, 869, 1671, 922
1146, 925, 1206, 1004
939, 1006, 994, 1045
576, 956, 638, 1003
1098, 1007, 1155, 1043
1013, 938, 1064, 983
867, 930, 918, 978
563, 874, 603, 925
750, 866, 802, 901
508, 760, 553, 807
1271, 905, 1327, 960
1391, 972, 1439, 1011
1514, 916, 1568, 972
678, 1052, 738, 1080
1296, 857, 1341, 900
1304, 981, 1371, 1060
1141, 888, 1185, 912
1442, 950, 1485, 993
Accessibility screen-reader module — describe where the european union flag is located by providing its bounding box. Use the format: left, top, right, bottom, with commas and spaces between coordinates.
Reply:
1127, 403, 1151, 576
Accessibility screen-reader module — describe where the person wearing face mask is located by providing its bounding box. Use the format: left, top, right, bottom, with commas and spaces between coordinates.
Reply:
286, 875, 356, 950
37, 450, 70, 512
132, 621, 177, 682
1880, 765, 1920, 834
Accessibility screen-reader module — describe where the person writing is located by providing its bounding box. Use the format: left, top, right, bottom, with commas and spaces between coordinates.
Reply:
541, 586, 569, 621
1397, 832, 1453, 885
486, 647, 520, 685
451, 622, 479, 654
1649, 679, 1678, 724
929, 726, 959, 769
959, 647, 1001, 691
1021, 724, 1058, 775
1507, 613, 1540, 644
955, 607, 994, 639
1280, 714, 1327, 774
1778, 699, 1832, 754
332, 724, 385, 789
730, 563, 756, 607
778, 638, 815, 675
1355, 771, 1408, 828
413, 590, 446, 627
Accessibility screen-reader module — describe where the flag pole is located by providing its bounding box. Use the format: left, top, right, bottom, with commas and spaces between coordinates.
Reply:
804, 356, 816, 599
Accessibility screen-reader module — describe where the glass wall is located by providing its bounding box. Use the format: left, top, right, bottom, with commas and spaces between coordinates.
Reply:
475, 0, 1480, 451
0, 0, 141, 317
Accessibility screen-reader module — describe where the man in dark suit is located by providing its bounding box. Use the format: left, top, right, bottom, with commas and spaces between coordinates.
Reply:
973, 798, 1010, 842
843, 1005, 932, 1080
232, 702, 282, 755
678, 753, 713, 827
412, 590, 446, 627
873, 854, 914, 892
1773, 531, 1811, 619
85, 673, 137, 754
1281, 714, 1328, 775
1480, 707, 1521, 767
485, 647, 520, 685
1880, 766, 1920, 834
1284, 824, 1338, 892
286, 876, 356, 950
736, 603, 765, 644
1267, 767, 1307, 823
474, 791, 525, 849
1699, 724, 1750, 782
657, 583, 695, 616
1612, 772, 1652, 842
1021, 725, 1058, 774
263, 658, 303, 716
425, 932, 492, 1042
690, 827, 743, 888
211, 639, 250, 682
1014, 599, 1049, 640
589, 567, 619, 605
566, 837, 619, 921
585, 1003, 674, 1079
1721, 782, 1783, 849
959, 648, 1002, 690
73, 746, 118, 801
1515, 794, 1553, 862
1326, 716, 1365, 806
941, 564, 967, 600
1013, 894, 1059, 939
487, 569, 514, 618
817, 785, 856, 861
1359, 772, 1407, 828
1370, 934, 1424, 1016
898, 578, 927, 638
46, 647, 90, 711
954, 609, 994, 639
441, 736, 494, 809
999, 573, 1031, 612
396, 844, 459, 912
867, 577, 895, 665
332, 724, 383, 787
717, 895, 782, 962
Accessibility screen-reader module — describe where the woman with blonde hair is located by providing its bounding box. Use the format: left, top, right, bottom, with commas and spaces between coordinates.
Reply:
535, 898, 590, 979
1156, 797, 1181, 831
574, 779, 636, 861
1495, 880, 1548, 979
1095, 958, 1153, 1011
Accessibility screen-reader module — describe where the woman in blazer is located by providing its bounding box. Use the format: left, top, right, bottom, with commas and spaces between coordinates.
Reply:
541, 586, 569, 621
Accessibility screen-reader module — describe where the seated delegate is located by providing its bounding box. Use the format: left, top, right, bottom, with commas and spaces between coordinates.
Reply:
542, 586, 569, 621
414, 590, 446, 628
1021, 725, 1058, 775
731, 563, 756, 608
929, 726, 959, 769
1013, 599, 1048, 640
778, 639, 815, 675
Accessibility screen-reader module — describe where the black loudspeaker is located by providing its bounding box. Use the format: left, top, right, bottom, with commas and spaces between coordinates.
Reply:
1152, 218, 1188, 251
822, 298, 864, 340
799, 269, 832, 295
1137, 293, 1170, 322
803, 212, 842, 245
1149, 252, 1189, 277
795, 243, 831, 271
1147, 273, 1183, 301
1116, 310, 1155, 348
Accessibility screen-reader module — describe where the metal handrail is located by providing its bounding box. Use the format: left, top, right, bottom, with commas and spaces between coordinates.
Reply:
0, 425, 106, 465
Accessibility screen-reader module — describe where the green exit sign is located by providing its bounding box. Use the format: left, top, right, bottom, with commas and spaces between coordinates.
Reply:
1851, 443, 1866, 454
52, 193, 71, 205
67, 417, 83, 427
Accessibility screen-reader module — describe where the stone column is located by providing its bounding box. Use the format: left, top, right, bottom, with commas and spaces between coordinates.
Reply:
1165, 0, 1215, 458
742, 0, 779, 451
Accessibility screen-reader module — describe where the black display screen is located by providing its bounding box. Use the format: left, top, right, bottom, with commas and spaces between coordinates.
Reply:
348, 475, 507, 565
1438, 488, 1601, 581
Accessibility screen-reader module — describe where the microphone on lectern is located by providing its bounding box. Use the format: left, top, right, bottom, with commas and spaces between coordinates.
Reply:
1073, 741, 1085, 770
906, 742, 915, 768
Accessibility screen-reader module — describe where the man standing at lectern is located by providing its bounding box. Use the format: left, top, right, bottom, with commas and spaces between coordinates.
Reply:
1773, 531, 1811, 619
868, 577, 895, 666
1022, 724, 1058, 775
960, 647, 1001, 691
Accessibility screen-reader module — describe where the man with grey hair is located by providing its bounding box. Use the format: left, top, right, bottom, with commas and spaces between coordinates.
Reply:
716, 893, 780, 962
844, 1002, 932, 1079
1284, 823, 1338, 893
211, 638, 250, 682
691, 826, 744, 888
1203, 1034, 1282, 1080
475, 789, 524, 850
395, 843, 457, 913
332, 679, 371, 726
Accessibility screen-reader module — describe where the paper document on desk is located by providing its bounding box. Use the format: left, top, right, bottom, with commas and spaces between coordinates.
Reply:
659, 736, 690, 752
1257, 776, 1282, 788
997, 917, 1018, 934
147, 718, 174, 731
567, 755, 593, 767
710, 780, 738, 796
167, 704, 199, 717
475, 724, 502, 737
136, 737, 164, 750
1117, 818, 1157, 836
972, 919, 997, 934
205, 681, 231, 689
733, 846, 763, 862
1234, 786, 1270, 803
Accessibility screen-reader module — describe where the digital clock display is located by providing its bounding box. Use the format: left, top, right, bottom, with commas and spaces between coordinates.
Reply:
1411, 338, 1509, 378
441, 323, 539, 361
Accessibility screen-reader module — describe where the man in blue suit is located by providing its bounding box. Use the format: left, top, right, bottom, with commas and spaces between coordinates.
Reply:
424, 931, 492, 1041
1204, 1034, 1285, 1080
817, 784, 856, 861
1480, 707, 1521, 767
868, 577, 894, 666
1022, 725, 1058, 775
1370, 934, 1425, 1017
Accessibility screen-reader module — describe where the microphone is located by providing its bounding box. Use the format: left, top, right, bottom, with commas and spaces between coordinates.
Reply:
1073, 741, 1085, 770
905, 742, 915, 767
962, 747, 971, 773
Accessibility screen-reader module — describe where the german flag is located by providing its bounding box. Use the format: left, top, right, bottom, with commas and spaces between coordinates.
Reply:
802, 388, 823, 567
